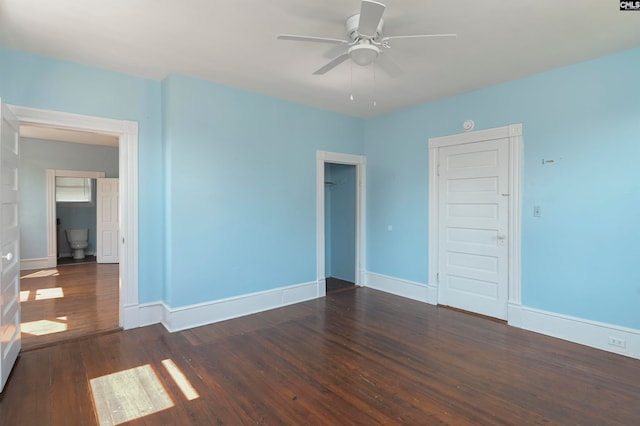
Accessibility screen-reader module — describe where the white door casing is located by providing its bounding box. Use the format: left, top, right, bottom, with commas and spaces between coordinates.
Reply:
10, 105, 139, 329
428, 124, 522, 320
316, 151, 366, 297
0, 100, 21, 392
97, 178, 119, 263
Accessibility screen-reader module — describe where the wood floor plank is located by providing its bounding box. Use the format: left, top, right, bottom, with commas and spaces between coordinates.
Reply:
51, 341, 97, 426
1, 288, 640, 425
20, 263, 119, 350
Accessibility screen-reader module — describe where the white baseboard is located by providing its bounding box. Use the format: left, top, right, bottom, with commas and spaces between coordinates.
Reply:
123, 303, 141, 329
137, 302, 167, 328
509, 305, 640, 359
124, 273, 640, 360
20, 256, 56, 271
123, 281, 320, 333
365, 271, 435, 304
366, 271, 640, 359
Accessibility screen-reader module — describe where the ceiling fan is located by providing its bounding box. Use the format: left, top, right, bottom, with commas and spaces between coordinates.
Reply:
277, 0, 456, 77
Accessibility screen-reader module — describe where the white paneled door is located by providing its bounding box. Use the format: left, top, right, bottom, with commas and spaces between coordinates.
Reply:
96, 178, 119, 263
0, 100, 21, 392
437, 138, 510, 319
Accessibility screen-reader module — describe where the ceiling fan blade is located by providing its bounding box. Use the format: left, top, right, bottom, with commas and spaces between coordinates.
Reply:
377, 52, 402, 78
313, 53, 350, 75
277, 34, 349, 44
382, 34, 457, 44
323, 43, 349, 59
358, 0, 386, 37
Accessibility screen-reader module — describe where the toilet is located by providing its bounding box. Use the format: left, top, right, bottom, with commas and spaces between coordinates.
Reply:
66, 228, 89, 260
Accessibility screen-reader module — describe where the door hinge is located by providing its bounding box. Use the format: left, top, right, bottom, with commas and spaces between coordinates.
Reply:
437, 164, 440, 176
436, 272, 439, 283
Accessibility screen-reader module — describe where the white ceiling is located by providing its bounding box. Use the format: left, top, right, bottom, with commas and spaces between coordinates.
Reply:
1, 0, 639, 118
20, 125, 119, 147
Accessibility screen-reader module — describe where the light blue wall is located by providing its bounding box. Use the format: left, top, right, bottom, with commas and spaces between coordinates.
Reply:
162, 74, 364, 307
19, 138, 119, 259
4, 45, 639, 332
0, 48, 164, 303
325, 163, 356, 282
364, 48, 640, 329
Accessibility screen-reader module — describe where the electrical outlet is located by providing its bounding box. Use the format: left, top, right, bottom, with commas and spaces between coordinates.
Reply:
533, 205, 541, 217
608, 336, 627, 348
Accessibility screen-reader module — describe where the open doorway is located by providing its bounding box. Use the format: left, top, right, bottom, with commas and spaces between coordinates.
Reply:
316, 150, 366, 297
9, 104, 139, 333
18, 127, 120, 349
324, 162, 357, 294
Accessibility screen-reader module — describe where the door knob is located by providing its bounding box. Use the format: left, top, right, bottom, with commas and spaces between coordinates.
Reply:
497, 234, 506, 240
2, 253, 13, 261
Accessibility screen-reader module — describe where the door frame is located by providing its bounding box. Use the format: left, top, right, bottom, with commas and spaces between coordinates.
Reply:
46, 169, 105, 262
9, 104, 139, 329
316, 150, 366, 297
428, 124, 523, 318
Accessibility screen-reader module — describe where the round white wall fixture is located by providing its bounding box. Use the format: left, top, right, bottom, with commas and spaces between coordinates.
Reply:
463, 120, 475, 132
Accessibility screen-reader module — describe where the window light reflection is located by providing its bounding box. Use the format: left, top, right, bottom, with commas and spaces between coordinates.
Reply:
35, 287, 64, 300
21, 269, 60, 279
161, 359, 200, 401
90, 364, 174, 425
21, 319, 68, 336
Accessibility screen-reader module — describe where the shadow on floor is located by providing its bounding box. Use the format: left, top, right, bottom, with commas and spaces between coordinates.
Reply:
326, 277, 357, 295
57, 255, 97, 266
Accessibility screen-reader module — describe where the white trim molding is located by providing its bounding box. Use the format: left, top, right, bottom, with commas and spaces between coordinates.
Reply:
10, 105, 139, 329
509, 305, 640, 360
428, 124, 523, 320
20, 257, 56, 271
366, 271, 640, 360
316, 150, 366, 294
134, 281, 319, 333
365, 272, 435, 304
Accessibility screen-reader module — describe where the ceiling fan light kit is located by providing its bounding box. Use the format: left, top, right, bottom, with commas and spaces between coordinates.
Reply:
277, 0, 456, 77
349, 44, 380, 66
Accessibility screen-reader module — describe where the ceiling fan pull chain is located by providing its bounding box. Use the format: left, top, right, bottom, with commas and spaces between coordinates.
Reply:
373, 62, 377, 107
350, 61, 355, 101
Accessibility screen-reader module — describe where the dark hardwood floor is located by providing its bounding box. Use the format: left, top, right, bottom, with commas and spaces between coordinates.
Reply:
1, 287, 639, 424
19, 263, 119, 350
326, 276, 357, 294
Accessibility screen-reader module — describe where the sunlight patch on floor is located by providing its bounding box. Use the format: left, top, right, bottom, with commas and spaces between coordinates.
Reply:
21, 269, 60, 279
35, 287, 64, 300
161, 358, 199, 401
90, 365, 174, 426
21, 319, 68, 336
20, 290, 30, 302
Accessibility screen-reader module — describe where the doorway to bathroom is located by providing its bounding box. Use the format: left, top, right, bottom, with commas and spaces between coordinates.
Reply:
17, 127, 121, 349
55, 171, 102, 266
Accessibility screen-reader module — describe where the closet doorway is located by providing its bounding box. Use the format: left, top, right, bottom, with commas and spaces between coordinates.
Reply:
316, 150, 366, 297
324, 163, 357, 294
